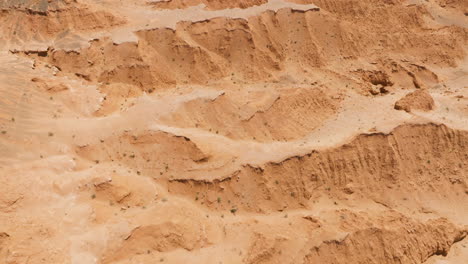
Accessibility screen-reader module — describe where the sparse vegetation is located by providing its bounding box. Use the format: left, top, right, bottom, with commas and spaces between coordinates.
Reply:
3, 2, 468, 262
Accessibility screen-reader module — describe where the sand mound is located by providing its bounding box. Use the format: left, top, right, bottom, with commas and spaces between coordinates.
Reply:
94, 83, 143, 116
305, 216, 467, 264
149, 0, 268, 10
91, 173, 157, 208
161, 86, 341, 142
394, 90, 436, 113
31, 77, 69, 93
435, 0, 468, 14
75, 130, 209, 177
103, 221, 209, 263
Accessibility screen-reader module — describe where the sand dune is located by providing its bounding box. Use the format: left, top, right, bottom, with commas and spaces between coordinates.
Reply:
0, 0, 467, 263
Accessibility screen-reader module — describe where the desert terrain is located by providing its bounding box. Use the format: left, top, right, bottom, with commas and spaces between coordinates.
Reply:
0, 0, 467, 263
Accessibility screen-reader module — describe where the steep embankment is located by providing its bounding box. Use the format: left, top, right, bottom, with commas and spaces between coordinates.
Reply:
0, 0, 124, 48
167, 124, 468, 212
21, 2, 465, 92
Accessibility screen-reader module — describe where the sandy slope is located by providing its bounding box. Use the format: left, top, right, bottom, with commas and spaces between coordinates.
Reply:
0, 0, 467, 263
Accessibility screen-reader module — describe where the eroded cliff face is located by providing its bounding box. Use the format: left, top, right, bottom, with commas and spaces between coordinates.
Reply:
0, 0, 124, 48
0, 0, 467, 263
